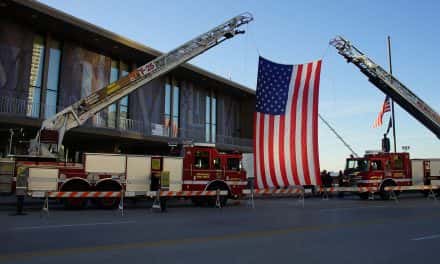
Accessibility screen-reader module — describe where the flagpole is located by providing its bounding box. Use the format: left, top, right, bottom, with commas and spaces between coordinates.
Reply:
387, 36, 397, 153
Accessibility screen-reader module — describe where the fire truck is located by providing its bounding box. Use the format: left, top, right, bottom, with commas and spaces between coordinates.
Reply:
331, 36, 440, 199
1, 143, 246, 209
0, 13, 253, 208
343, 151, 440, 199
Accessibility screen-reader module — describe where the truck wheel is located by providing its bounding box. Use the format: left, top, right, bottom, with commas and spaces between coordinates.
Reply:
61, 179, 90, 210
95, 180, 121, 209
380, 181, 397, 200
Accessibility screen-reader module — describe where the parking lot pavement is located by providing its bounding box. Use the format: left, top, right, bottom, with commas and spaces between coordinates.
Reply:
1, 194, 440, 264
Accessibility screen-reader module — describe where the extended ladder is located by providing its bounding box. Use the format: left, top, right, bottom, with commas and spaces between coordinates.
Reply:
330, 36, 440, 139
30, 13, 253, 156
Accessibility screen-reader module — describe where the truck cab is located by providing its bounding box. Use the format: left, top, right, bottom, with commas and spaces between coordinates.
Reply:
344, 151, 412, 198
182, 143, 246, 199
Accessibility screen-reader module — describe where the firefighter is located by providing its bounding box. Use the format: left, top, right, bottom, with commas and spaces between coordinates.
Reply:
14, 167, 27, 215
382, 134, 390, 153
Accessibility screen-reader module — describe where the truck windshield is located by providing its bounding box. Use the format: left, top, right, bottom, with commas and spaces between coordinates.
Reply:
346, 159, 368, 172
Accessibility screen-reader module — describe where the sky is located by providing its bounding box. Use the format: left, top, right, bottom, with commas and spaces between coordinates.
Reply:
39, 0, 440, 171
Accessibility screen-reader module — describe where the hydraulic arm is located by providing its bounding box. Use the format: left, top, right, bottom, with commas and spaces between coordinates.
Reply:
29, 13, 253, 156
330, 36, 440, 139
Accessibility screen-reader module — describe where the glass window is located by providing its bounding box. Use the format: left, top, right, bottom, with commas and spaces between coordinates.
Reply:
194, 151, 209, 169
44, 40, 62, 118
205, 96, 211, 142
163, 79, 179, 137
227, 158, 240, 171
370, 160, 382, 170
164, 82, 171, 136
393, 156, 404, 170
118, 62, 130, 128
213, 158, 221, 170
211, 97, 216, 143
172, 84, 179, 138
27, 35, 45, 118
204, 94, 216, 143
108, 60, 119, 128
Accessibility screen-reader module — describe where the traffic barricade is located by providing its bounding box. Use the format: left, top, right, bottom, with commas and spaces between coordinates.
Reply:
147, 190, 229, 212
29, 191, 124, 216
315, 186, 378, 200
242, 186, 307, 208
384, 185, 439, 203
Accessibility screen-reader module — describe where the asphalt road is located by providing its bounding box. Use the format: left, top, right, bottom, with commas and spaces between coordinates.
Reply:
1, 194, 440, 264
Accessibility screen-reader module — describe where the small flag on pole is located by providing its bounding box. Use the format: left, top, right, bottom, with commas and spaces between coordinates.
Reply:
373, 96, 391, 128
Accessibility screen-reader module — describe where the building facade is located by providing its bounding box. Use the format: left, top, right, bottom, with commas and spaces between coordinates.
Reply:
0, 0, 255, 159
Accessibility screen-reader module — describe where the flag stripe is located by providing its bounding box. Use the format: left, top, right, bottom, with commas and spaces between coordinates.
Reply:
283, 66, 298, 185
263, 115, 273, 187
278, 116, 289, 186
253, 112, 259, 188
301, 62, 313, 185
259, 113, 269, 188
295, 65, 307, 184
290, 64, 303, 185
268, 115, 278, 187
312, 61, 322, 185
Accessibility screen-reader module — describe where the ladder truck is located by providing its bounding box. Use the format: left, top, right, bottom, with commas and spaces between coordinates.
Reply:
330, 36, 440, 199
1, 14, 253, 209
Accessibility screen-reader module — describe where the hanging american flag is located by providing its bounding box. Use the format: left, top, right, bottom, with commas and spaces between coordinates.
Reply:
254, 57, 322, 188
373, 96, 391, 128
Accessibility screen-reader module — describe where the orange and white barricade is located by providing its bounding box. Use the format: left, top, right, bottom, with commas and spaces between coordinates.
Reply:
29, 191, 124, 216
384, 185, 439, 202
242, 186, 306, 208
315, 186, 378, 200
148, 190, 229, 211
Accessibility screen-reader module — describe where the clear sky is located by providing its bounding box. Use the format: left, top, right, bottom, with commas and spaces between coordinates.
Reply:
39, 0, 440, 171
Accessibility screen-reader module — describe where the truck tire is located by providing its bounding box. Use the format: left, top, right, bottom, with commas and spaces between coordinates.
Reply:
380, 181, 397, 200
61, 179, 90, 210
95, 180, 121, 209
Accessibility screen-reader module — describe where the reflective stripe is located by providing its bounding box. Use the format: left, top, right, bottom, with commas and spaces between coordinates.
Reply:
357, 178, 412, 184
183, 180, 209, 185
226, 181, 248, 186
28, 177, 58, 183
183, 180, 247, 186
316, 186, 378, 193
148, 190, 228, 197
384, 185, 440, 191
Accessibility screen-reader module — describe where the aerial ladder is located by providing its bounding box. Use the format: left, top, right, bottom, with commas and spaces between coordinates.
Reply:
29, 13, 253, 157
330, 36, 440, 139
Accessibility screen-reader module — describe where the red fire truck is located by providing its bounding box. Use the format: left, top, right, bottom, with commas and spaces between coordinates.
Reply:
343, 151, 440, 199
0, 143, 247, 209
0, 14, 253, 209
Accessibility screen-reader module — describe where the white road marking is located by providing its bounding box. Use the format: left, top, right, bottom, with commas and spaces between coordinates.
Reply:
411, 234, 440, 241
12, 220, 136, 231
319, 205, 388, 212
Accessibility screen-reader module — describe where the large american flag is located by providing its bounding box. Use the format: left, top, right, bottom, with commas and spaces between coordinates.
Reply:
254, 57, 322, 188
373, 96, 391, 128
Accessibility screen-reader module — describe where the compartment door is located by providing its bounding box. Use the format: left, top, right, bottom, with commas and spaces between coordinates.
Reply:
126, 156, 151, 194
